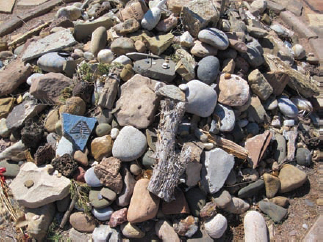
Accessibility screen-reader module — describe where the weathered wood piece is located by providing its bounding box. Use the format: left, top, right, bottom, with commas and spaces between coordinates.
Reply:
283, 129, 298, 161
147, 99, 188, 202
204, 132, 249, 160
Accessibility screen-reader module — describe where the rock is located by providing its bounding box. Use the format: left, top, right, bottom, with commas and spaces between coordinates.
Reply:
44, 109, 59, 133
278, 96, 299, 118
121, 222, 145, 239
119, 0, 148, 21
198, 28, 229, 50
37, 52, 66, 73
25, 203, 56, 241
97, 49, 114, 63
250, 0, 267, 13
112, 126, 147, 162
130, 161, 142, 176
296, 148, 312, 166
0, 97, 15, 119
73, 166, 86, 183
155, 220, 180, 242
246, 122, 259, 136
201, 148, 234, 194
259, 201, 288, 222
20, 119, 43, 149
59, 97, 86, 116
185, 80, 218, 117
116, 167, 136, 207
91, 27, 107, 56
111, 37, 135, 56
222, 58, 235, 73
141, 0, 165, 30
56, 136, 74, 157
185, 187, 206, 217
90, 135, 113, 161
264, 96, 278, 110
92, 207, 114, 221
155, 85, 186, 102
95, 123, 111, 137
245, 130, 272, 168
213, 190, 232, 209
279, 164, 307, 193
292, 44, 306, 60
47, 133, 59, 150
56, 6, 82, 21
156, 14, 178, 32
22, 29, 76, 61
0, 140, 25, 161
100, 187, 117, 202
9, 162, 70, 208
133, 58, 176, 83
179, 31, 194, 47
185, 161, 202, 187
241, 39, 264, 68
92, 225, 115, 242
73, 149, 89, 166
0, 160, 20, 177
238, 179, 265, 198
270, 196, 289, 207
175, 49, 196, 81
127, 179, 160, 223
89, 188, 111, 208
218, 73, 250, 107
224, 197, 250, 214
112, 55, 132, 65
263, 173, 281, 198
74, 16, 116, 41
290, 97, 312, 113
212, 104, 235, 132
204, 214, 227, 239
197, 56, 220, 84
109, 208, 128, 227
134, 40, 146, 52
273, 134, 286, 164
182, 0, 220, 37
247, 26, 268, 38
69, 212, 97, 233
114, 74, 159, 129
244, 211, 268, 242
30, 72, 72, 105
248, 69, 273, 100
114, 18, 140, 35
190, 40, 218, 58
143, 33, 174, 55
0, 118, 10, 137
84, 167, 102, 187
94, 157, 123, 194
247, 95, 267, 123
51, 154, 78, 178
69, 228, 92, 242
162, 188, 190, 215
173, 216, 199, 237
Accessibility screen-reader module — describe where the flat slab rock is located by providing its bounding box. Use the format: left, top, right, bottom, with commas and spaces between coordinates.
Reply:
9, 162, 70, 208
22, 29, 77, 61
114, 74, 159, 129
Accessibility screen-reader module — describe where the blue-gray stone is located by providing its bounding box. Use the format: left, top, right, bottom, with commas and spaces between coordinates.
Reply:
197, 56, 220, 85
259, 201, 287, 223
241, 39, 264, 68
198, 28, 229, 50
84, 167, 102, 187
92, 207, 113, 221
62, 113, 97, 151
238, 179, 265, 198
213, 103, 235, 132
37, 52, 67, 73
296, 148, 311, 167
246, 122, 259, 136
277, 96, 299, 118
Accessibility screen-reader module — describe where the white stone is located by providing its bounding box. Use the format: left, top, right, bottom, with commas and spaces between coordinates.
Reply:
26, 73, 44, 86
0, 140, 26, 161
110, 128, 119, 139
112, 55, 132, 65
92, 225, 114, 242
224, 197, 250, 214
292, 44, 306, 60
205, 214, 227, 239
92, 207, 114, 221
180, 31, 194, 48
56, 136, 74, 157
244, 211, 268, 242
97, 49, 114, 63
250, 0, 267, 13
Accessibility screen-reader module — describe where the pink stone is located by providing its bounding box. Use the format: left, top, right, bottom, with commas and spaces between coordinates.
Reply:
108, 208, 128, 227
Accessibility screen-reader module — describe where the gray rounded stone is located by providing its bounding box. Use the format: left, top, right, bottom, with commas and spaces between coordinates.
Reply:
246, 122, 259, 136
198, 28, 229, 50
292, 44, 306, 60
185, 80, 218, 117
91, 26, 107, 56
92, 207, 113, 221
37, 52, 66, 73
296, 148, 311, 167
95, 123, 112, 137
0, 160, 20, 177
112, 126, 147, 162
84, 167, 102, 187
142, 150, 156, 168
213, 103, 235, 132
197, 56, 220, 84
278, 96, 299, 118
111, 37, 136, 56
89, 188, 111, 209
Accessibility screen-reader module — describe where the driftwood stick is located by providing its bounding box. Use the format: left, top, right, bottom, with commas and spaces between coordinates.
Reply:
204, 131, 249, 160
59, 188, 79, 229
8, 22, 51, 47
283, 130, 298, 161
147, 99, 188, 202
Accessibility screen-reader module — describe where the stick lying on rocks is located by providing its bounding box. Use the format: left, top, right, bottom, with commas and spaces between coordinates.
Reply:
148, 99, 190, 202
204, 131, 249, 160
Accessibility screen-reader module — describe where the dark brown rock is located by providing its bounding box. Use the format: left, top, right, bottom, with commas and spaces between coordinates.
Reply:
0, 59, 32, 97
94, 157, 123, 194
51, 154, 78, 178
21, 119, 44, 149
73, 81, 94, 103
34, 144, 55, 166
162, 189, 190, 215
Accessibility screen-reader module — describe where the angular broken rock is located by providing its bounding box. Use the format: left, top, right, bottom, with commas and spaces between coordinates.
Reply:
0, 140, 26, 161
0, 59, 32, 97
245, 130, 273, 168
114, 74, 159, 129
201, 148, 235, 194
22, 29, 77, 61
283, 130, 298, 161
10, 162, 70, 208
94, 157, 123, 194
6, 99, 46, 130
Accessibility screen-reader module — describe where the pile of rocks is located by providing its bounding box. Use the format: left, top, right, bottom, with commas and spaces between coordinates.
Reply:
0, 0, 320, 241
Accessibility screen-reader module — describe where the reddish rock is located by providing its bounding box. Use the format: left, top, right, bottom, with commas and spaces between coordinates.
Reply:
73, 166, 86, 183
162, 189, 190, 215
0, 59, 32, 97
109, 208, 128, 227
94, 157, 123, 194
200, 201, 217, 219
